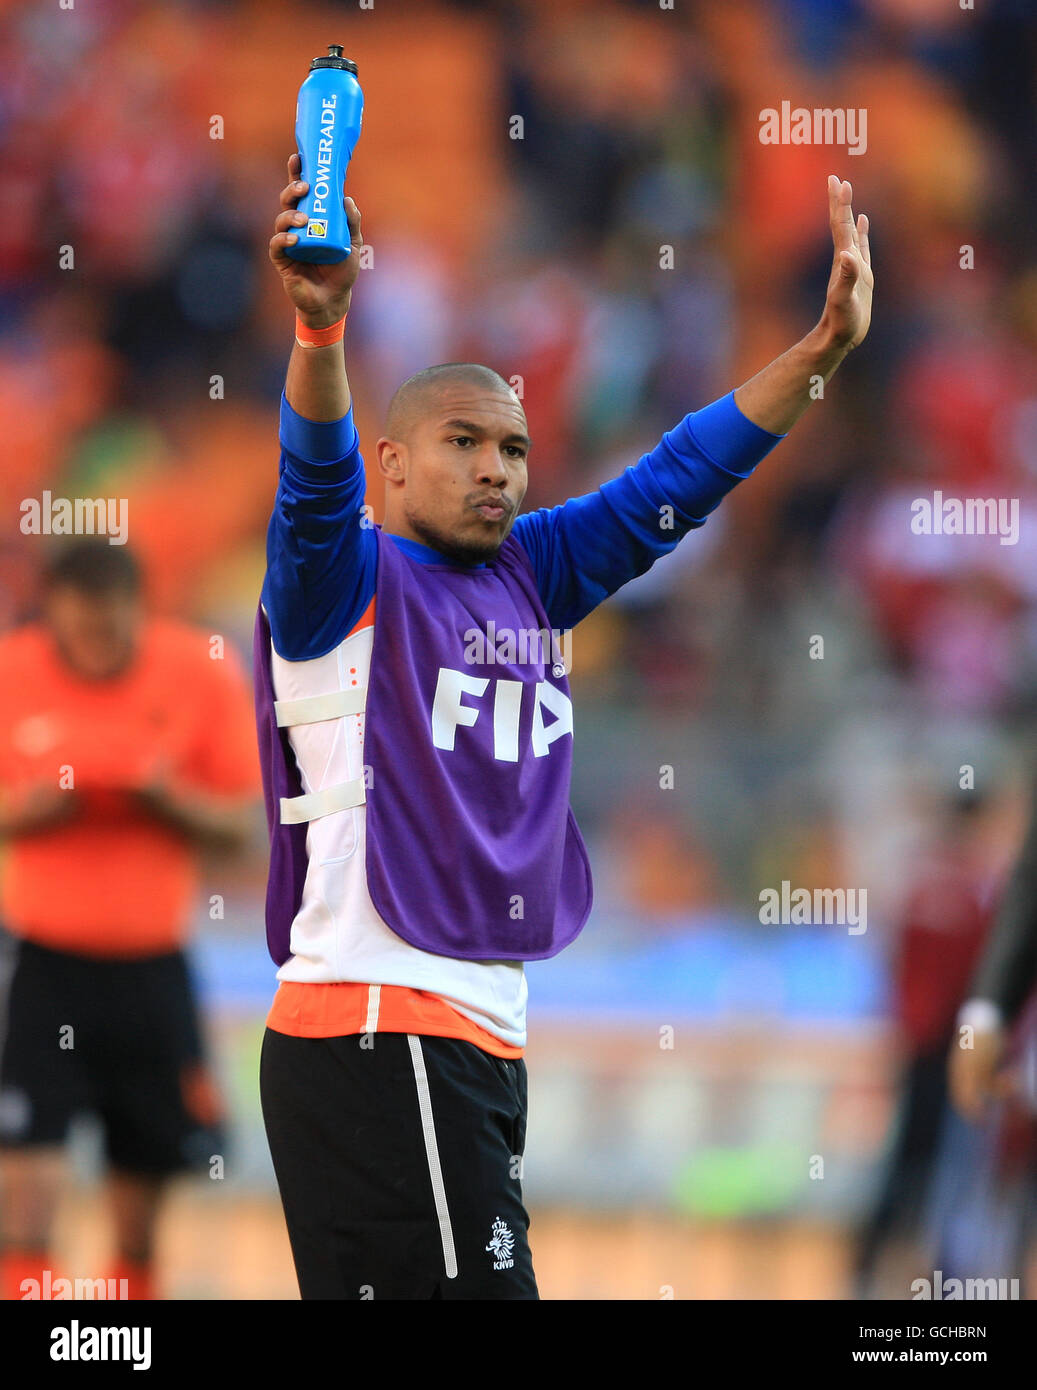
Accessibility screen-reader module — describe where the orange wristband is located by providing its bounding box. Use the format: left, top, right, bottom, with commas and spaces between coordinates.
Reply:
295, 312, 347, 348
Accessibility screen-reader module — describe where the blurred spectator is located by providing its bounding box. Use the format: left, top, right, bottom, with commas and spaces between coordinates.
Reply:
0, 539, 259, 1301
853, 791, 1000, 1295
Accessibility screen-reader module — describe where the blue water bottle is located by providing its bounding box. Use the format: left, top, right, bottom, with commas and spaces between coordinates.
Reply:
285, 44, 364, 264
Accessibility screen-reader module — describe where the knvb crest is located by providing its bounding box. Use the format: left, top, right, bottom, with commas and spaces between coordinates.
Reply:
485, 1217, 515, 1271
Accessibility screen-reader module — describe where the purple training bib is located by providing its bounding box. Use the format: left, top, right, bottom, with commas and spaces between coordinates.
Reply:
254, 526, 593, 964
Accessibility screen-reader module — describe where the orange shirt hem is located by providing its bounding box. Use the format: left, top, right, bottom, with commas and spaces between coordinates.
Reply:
265, 980, 524, 1058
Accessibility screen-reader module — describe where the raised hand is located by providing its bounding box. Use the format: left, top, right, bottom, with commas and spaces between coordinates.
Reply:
269, 152, 363, 328
820, 175, 873, 351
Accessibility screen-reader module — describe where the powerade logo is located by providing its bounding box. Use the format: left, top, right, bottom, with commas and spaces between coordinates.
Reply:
306, 220, 328, 238
312, 95, 337, 216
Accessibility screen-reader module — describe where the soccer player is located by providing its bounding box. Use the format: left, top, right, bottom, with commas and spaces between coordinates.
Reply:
258, 155, 873, 1299
0, 541, 259, 1301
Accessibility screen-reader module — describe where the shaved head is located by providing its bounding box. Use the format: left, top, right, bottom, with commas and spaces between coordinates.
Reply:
376, 363, 530, 567
385, 363, 519, 441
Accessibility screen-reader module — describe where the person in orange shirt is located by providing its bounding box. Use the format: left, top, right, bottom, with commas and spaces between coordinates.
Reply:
0, 539, 259, 1301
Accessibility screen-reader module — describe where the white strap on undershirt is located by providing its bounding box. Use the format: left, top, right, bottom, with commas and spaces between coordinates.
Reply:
274, 687, 367, 727
279, 778, 367, 824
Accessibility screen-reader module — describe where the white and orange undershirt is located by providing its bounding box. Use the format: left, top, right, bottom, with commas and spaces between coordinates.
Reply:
264, 599, 528, 1059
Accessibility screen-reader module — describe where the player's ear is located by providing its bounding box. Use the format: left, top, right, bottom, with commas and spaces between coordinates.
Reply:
375, 436, 406, 483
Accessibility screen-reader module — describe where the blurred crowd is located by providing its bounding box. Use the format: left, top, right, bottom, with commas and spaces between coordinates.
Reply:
2, 0, 1035, 953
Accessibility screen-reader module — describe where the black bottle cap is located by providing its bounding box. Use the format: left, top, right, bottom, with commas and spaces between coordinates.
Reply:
310, 44, 358, 75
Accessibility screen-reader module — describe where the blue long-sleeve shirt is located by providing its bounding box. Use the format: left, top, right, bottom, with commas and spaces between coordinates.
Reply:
263, 389, 785, 660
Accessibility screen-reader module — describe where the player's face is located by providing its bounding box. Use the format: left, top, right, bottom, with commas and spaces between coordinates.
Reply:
44, 586, 142, 681
388, 387, 530, 565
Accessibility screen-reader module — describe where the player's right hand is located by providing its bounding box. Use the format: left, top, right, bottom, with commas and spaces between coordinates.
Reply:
269, 152, 363, 328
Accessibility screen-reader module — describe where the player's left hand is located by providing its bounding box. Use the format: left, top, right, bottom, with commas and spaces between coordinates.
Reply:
819, 175, 873, 351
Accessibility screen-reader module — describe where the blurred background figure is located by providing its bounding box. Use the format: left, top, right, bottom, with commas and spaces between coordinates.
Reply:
951, 771, 1037, 1126
0, 0, 1035, 1296
934, 767, 1037, 1298
0, 540, 259, 1299
853, 791, 998, 1297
